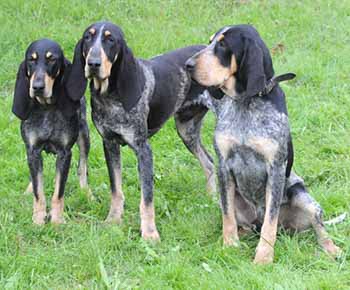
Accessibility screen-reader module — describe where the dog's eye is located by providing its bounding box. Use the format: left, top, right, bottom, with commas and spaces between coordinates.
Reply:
106, 36, 114, 43
217, 40, 226, 49
84, 34, 92, 41
48, 57, 56, 63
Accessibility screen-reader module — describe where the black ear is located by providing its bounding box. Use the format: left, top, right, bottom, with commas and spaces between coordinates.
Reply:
65, 39, 87, 101
238, 37, 266, 97
12, 61, 33, 120
114, 40, 142, 111
57, 57, 80, 118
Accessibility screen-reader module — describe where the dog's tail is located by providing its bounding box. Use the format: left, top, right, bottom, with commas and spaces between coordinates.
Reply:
324, 212, 347, 226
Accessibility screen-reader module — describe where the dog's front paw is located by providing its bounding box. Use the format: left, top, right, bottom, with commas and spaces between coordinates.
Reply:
32, 210, 47, 225
105, 213, 122, 224
105, 204, 124, 224
141, 227, 160, 242
223, 234, 240, 247
50, 210, 66, 224
254, 243, 274, 265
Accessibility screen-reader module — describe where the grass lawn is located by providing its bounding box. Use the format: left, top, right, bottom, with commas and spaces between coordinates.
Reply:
0, 0, 349, 288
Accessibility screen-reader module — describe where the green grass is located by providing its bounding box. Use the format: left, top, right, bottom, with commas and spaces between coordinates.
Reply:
0, 0, 350, 288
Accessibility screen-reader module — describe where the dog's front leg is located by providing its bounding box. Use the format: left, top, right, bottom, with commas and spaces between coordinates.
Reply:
27, 147, 46, 224
218, 160, 239, 246
134, 141, 160, 241
254, 164, 286, 264
50, 149, 72, 224
103, 140, 124, 224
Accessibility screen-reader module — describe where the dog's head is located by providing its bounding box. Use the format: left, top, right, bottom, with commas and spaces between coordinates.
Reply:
12, 39, 71, 120
186, 25, 274, 99
66, 21, 141, 111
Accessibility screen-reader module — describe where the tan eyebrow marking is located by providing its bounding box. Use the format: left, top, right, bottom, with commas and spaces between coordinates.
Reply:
104, 30, 111, 37
217, 34, 225, 42
31, 52, 38, 60
89, 28, 96, 35
46, 51, 52, 58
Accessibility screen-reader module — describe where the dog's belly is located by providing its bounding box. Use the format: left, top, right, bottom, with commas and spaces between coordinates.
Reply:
230, 146, 268, 217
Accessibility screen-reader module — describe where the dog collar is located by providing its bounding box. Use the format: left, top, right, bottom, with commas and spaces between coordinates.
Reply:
257, 73, 296, 97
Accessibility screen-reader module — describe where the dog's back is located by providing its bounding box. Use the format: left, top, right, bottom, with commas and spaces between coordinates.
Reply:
146, 45, 206, 133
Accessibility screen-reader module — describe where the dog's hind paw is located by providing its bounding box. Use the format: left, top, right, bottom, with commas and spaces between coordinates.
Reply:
322, 239, 342, 258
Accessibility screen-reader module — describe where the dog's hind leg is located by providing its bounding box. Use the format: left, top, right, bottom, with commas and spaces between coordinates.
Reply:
279, 172, 341, 257
26, 147, 46, 224
50, 149, 72, 224
175, 105, 216, 195
77, 99, 91, 194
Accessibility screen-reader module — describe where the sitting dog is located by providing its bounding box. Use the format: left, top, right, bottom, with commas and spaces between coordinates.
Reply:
65, 22, 216, 240
12, 39, 90, 224
186, 25, 340, 264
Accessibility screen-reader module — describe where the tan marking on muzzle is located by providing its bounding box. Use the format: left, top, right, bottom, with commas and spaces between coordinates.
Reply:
193, 49, 233, 87
97, 47, 113, 94
84, 47, 93, 78
29, 72, 37, 98
100, 47, 113, 79
44, 73, 55, 100
29, 71, 55, 103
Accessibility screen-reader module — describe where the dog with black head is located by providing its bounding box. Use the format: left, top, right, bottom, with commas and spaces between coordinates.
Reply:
65, 21, 217, 241
13, 39, 90, 225
186, 25, 340, 264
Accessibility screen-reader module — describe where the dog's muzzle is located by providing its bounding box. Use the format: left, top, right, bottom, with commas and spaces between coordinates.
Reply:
87, 57, 101, 77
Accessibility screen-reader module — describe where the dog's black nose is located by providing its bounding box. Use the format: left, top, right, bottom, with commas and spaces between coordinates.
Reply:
32, 82, 45, 92
88, 59, 101, 69
185, 58, 195, 71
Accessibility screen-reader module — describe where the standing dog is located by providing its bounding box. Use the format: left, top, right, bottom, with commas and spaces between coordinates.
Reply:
12, 39, 90, 224
65, 22, 216, 240
186, 25, 340, 263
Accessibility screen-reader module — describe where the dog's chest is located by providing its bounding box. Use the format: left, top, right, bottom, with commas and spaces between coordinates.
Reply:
21, 109, 78, 150
91, 95, 148, 145
215, 98, 288, 158
214, 98, 289, 206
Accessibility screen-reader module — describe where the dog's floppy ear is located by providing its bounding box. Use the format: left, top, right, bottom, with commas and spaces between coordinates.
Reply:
58, 57, 80, 118
65, 39, 87, 101
12, 61, 33, 120
114, 40, 142, 111
238, 37, 266, 97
